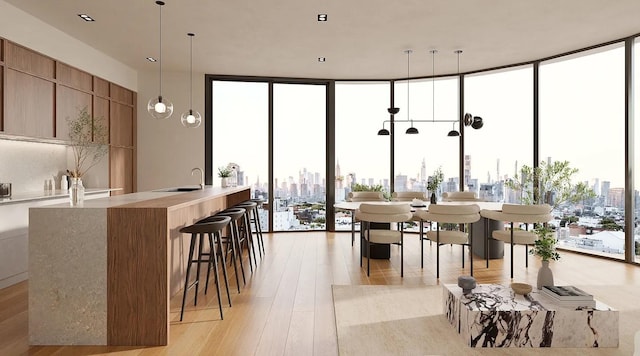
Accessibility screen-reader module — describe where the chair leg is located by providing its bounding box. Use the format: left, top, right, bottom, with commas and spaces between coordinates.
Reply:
216, 231, 232, 307
204, 232, 215, 295
366, 225, 371, 276
180, 233, 197, 321
436, 224, 440, 279
400, 228, 404, 278
485, 217, 490, 268
194, 233, 205, 307
420, 219, 424, 269
209, 232, 224, 320
510, 222, 514, 279
469, 223, 473, 276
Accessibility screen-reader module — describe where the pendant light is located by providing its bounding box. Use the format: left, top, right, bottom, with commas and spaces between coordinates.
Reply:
448, 50, 462, 137
147, 1, 174, 120
404, 49, 418, 134
181, 33, 202, 128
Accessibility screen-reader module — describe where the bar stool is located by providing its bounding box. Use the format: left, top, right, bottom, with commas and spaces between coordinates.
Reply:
250, 199, 266, 255
179, 216, 231, 321
236, 200, 263, 259
216, 207, 250, 286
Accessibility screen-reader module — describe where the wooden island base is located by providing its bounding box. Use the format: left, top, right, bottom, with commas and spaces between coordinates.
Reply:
29, 186, 249, 346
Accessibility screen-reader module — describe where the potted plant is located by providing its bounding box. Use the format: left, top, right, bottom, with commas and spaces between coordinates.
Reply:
426, 166, 444, 204
505, 160, 595, 208
66, 107, 108, 206
530, 225, 560, 289
218, 166, 232, 187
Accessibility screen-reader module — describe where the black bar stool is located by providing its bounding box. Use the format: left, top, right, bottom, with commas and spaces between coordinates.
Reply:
245, 199, 266, 256
235, 201, 261, 263
215, 207, 249, 287
179, 216, 231, 321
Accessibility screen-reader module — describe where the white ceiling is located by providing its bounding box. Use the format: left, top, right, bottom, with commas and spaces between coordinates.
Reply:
6, 0, 640, 79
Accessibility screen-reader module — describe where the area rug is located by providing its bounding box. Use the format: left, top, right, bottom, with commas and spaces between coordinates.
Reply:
332, 284, 639, 356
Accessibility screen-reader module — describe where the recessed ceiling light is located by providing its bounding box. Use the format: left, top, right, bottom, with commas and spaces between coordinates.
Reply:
146, 57, 157, 62
317, 14, 327, 21
77, 14, 95, 22
318, 57, 326, 62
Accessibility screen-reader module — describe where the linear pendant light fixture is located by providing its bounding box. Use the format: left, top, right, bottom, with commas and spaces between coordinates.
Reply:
448, 50, 462, 137
147, 1, 174, 120
404, 49, 418, 134
181, 33, 202, 128
377, 48, 485, 136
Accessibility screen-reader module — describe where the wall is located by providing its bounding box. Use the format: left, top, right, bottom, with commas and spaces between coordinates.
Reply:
136, 70, 205, 191
0, 0, 135, 193
0, 0, 137, 91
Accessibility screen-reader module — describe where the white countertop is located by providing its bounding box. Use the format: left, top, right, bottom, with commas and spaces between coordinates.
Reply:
0, 188, 119, 205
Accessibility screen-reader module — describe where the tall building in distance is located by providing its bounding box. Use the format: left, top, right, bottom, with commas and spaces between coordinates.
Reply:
464, 155, 471, 191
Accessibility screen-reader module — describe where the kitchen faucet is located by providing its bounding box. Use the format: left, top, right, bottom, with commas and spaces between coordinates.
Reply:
191, 167, 204, 189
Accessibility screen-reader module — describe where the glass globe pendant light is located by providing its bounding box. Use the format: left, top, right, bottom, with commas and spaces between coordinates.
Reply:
181, 33, 202, 128
147, 1, 173, 120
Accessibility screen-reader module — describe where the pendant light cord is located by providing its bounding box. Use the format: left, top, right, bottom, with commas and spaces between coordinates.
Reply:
432, 50, 435, 122
189, 33, 194, 110
406, 49, 411, 124
158, 2, 163, 97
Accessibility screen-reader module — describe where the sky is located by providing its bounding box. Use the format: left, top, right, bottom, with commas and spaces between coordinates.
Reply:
211, 40, 639, 191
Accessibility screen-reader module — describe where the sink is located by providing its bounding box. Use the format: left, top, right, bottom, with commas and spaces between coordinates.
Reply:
153, 187, 202, 192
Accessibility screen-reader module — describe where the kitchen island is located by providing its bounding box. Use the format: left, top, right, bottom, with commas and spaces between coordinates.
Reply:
28, 186, 250, 346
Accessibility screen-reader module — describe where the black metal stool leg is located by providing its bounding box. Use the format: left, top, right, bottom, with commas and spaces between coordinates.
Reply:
180, 233, 197, 321
216, 231, 232, 306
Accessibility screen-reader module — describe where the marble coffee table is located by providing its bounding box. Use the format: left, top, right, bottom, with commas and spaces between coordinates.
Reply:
443, 284, 618, 348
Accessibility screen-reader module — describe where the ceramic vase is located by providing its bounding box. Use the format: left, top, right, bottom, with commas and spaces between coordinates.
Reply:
221, 177, 229, 188
537, 260, 554, 290
69, 177, 85, 207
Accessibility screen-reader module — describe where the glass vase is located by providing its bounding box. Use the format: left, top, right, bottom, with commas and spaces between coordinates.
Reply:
69, 177, 85, 206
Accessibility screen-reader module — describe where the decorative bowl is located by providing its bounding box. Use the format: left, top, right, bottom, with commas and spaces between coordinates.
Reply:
511, 282, 532, 295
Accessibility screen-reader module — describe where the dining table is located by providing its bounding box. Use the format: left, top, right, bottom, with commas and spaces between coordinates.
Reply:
333, 200, 505, 261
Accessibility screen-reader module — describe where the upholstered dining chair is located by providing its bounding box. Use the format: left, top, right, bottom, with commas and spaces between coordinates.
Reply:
391, 191, 429, 267
442, 191, 482, 201
415, 204, 481, 278
347, 191, 385, 202
346, 191, 387, 246
355, 203, 413, 277
480, 204, 553, 278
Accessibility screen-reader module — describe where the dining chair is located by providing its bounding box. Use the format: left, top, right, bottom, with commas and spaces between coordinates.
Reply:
480, 204, 553, 278
442, 191, 482, 201
391, 191, 429, 267
346, 191, 386, 246
347, 191, 385, 202
415, 204, 481, 278
355, 203, 413, 277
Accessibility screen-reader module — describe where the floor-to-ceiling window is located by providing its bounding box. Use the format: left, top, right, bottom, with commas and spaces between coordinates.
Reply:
211, 80, 269, 230
273, 83, 327, 231
464, 65, 533, 202
540, 44, 625, 259
393, 77, 459, 196
335, 81, 390, 231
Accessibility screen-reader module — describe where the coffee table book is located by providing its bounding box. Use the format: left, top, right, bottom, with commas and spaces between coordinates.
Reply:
542, 285, 594, 301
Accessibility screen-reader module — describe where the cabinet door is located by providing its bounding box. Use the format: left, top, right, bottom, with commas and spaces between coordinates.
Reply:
5, 69, 54, 138
110, 146, 133, 194
110, 102, 133, 147
56, 85, 92, 140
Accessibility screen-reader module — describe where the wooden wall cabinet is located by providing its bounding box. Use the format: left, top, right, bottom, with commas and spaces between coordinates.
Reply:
1, 36, 137, 194
5, 69, 54, 138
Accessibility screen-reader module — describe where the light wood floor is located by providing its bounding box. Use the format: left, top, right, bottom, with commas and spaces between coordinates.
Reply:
1, 231, 639, 355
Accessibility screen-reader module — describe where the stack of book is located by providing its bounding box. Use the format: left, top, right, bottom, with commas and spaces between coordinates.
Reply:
541, 285, 596, 309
